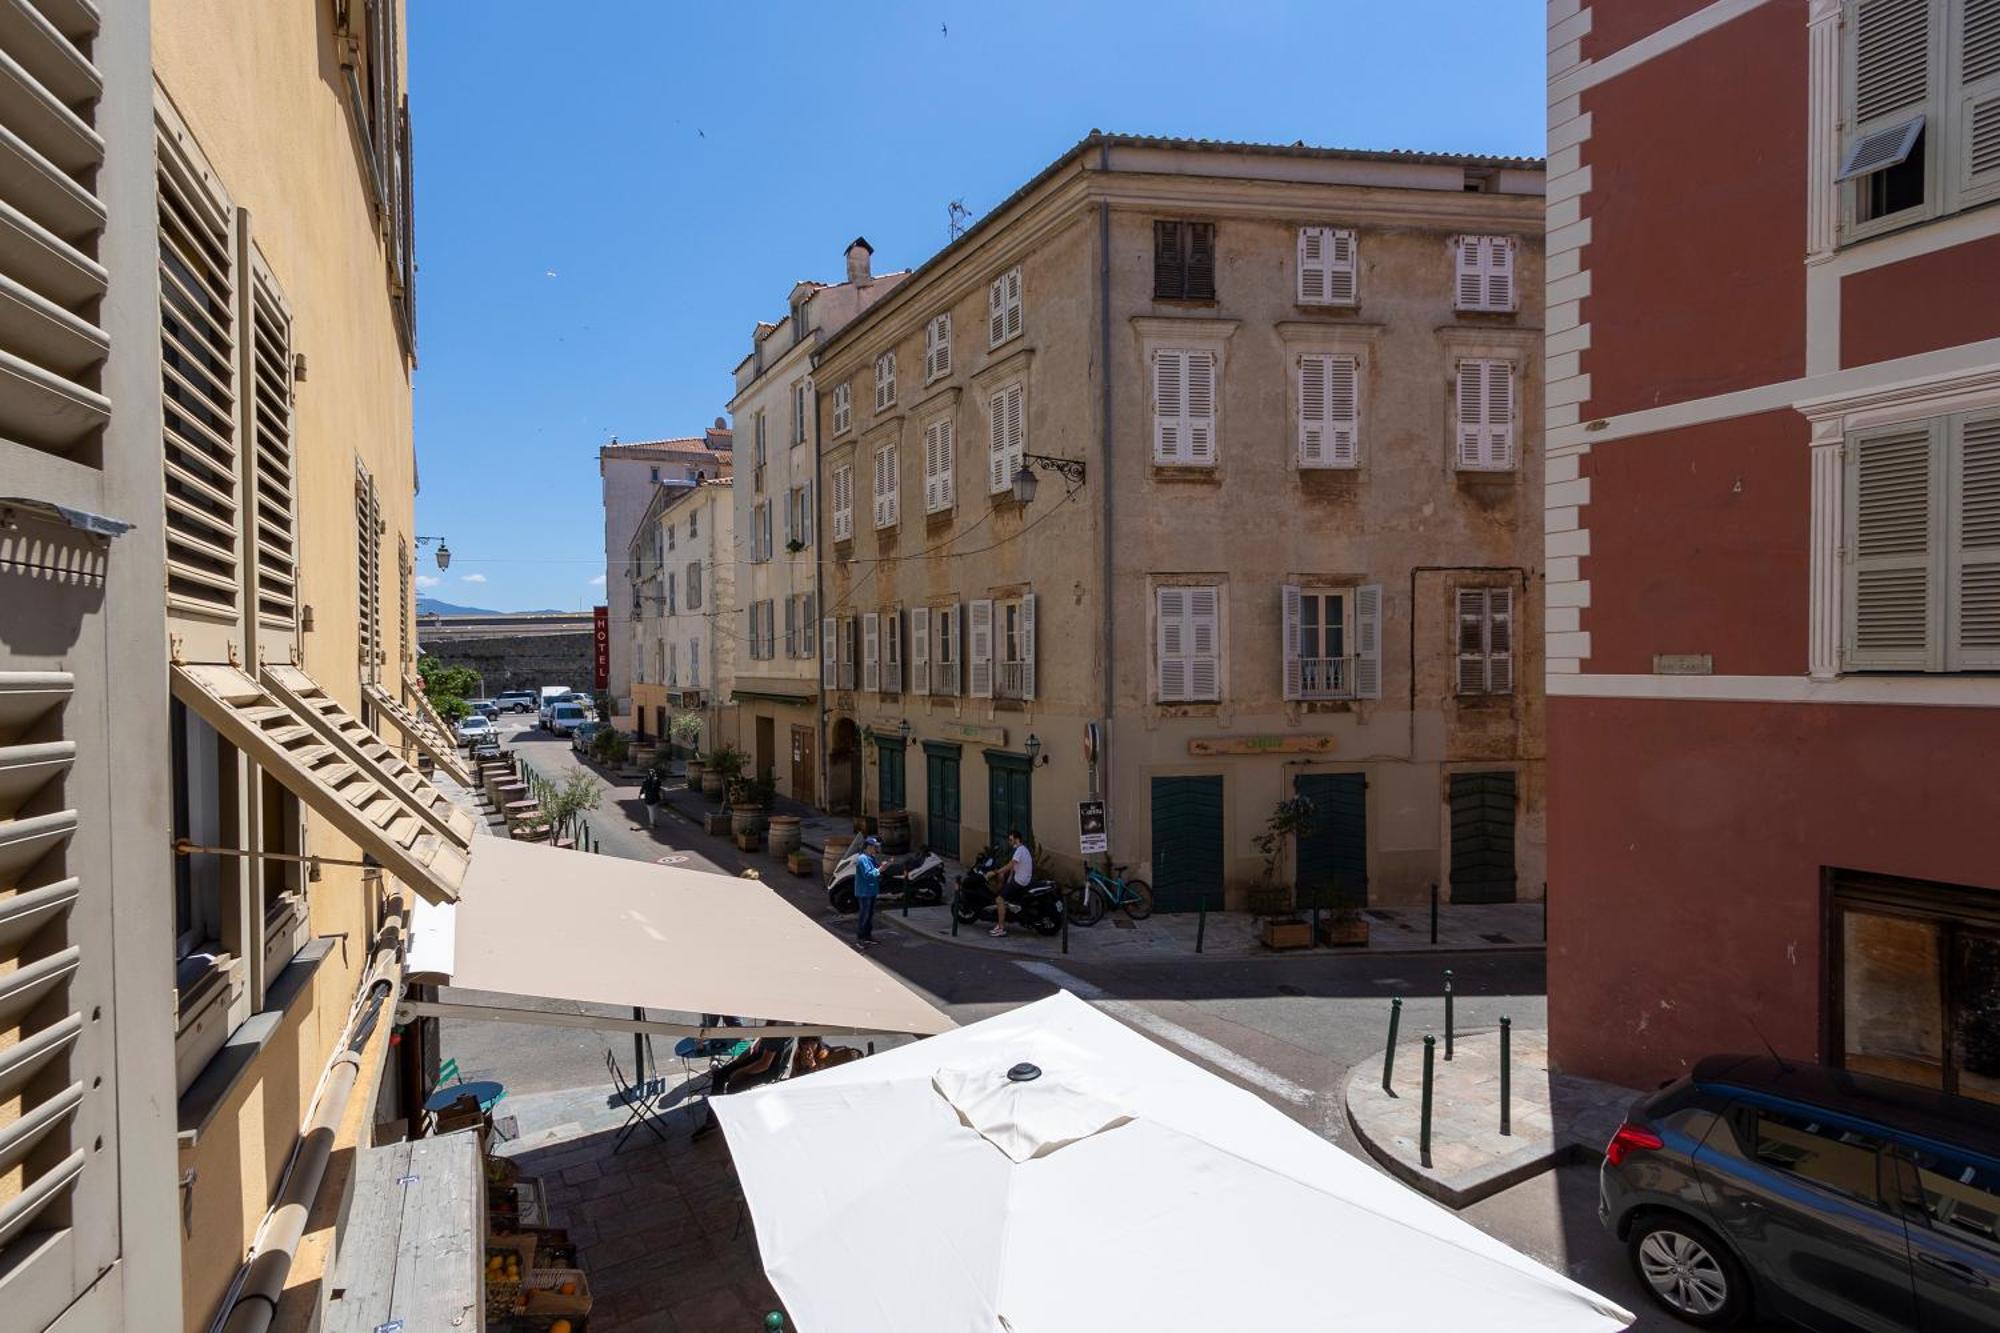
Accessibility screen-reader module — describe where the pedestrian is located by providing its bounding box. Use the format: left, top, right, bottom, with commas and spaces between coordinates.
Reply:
853, 834, 883, 948
639, 767, 662, 830
985, 828, 1032, 937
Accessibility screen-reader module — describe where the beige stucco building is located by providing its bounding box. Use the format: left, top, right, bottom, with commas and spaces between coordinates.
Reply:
817, 133, 1546, 912
629, 476, 736, 753
725, 239, 904, 800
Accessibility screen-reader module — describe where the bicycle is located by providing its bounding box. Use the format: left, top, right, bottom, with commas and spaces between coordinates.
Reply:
1068, 862, 1154, 926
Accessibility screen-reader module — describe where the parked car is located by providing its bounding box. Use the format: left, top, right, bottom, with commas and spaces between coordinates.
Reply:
465, 698, 500, 720
1599, 1054, 2000, 1331
546, 702, 590, 738
495, 690, 538, 714
453, 714, 495, 748
569, 721, 603, 754
540, 691, 594, 729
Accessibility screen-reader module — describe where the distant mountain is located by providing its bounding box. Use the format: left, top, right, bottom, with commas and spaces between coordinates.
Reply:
417, 597, 571, 617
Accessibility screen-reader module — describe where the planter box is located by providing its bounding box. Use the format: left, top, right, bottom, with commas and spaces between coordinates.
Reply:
735, 830, 762, 852
787, 850, 815, 876
704, 812, 731, 835
1319, 916, 1370, 947
1261, 918, 1313, 951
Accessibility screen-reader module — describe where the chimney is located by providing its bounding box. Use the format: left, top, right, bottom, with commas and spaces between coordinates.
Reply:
845, 236, 874, 286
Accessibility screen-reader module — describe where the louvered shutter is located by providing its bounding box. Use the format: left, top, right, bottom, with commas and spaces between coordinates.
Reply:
1326, 356, 1359, 467
1186, 223, 1216, 300
1188, 587, 1219, 700
1153, 221, 1184, 299
1950, 412, 2000, 665
927, 313, 952, 379
989, 273, 1007, 344
884, 608, 902, 692
1456, 361, 1485, 468
939, 603, 961, 694
1841, 0, 1934, 185
1958, 0, 2000, 199
833, 464, 852, 541
1487, 588, 1515, 693
1846, 421, 1940, 669
924, 418, 954, 512
1299, 355, 1328, 465
969, 598, 994, 698
1298, 227, 1356, 305
1486, 238, 1515, 311
245, 257, 299, 632
1186, 352, 1216, 464
1486, 361, 1516, 467
1282, 585, 1303, 700
1327, 228, 1357, 304
784, 596, 797, 657
833, 382, 851, 434
911, 606, 932, 693
1455, 237, 1486, 310
822, 617, 838, 687
1005, 385, 1025, 480
1004, 268, 1022, 340
1019, 593, 1037, 700
1154, 350, 1184, 462
863, 612, 880, 691
1354, 584, 1383, 699
989, 391, 1009, 493
783, 488, 794, 546
1457, 588, 1490, 693
1156, 587, 1188, 701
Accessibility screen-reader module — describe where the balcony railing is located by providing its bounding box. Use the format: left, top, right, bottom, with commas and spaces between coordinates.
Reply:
1297, 656, 1354, 700
996, 659, 1028, 700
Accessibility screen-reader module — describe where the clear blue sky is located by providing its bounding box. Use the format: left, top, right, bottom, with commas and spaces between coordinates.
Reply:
409, 0, 1545, 612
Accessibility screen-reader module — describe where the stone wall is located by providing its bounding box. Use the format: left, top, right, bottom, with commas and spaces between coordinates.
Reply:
418, 632, 594, 697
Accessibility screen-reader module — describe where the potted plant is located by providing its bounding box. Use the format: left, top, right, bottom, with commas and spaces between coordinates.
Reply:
671, 713, 703, 767
541, 769, 604, 847
729, 774, 776, 847
1320, 905, 1370, 947
1251, 796, 1316, 950
704, 742, 743, 801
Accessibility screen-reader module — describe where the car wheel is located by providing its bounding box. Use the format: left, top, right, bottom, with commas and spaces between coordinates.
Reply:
1629, 1213, 1749, 1328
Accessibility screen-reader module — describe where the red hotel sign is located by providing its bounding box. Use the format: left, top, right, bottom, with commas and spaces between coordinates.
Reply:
593, 605, 609, 691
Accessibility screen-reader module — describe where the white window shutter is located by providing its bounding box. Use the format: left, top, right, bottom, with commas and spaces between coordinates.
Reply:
1952, 413, 2000, 666
989, 274, 1007, 344
1188, 586, 1219, 700
1847, 421, 1940, 668
1487, 361, 1516, 467
822, 617, 838, 687
1488, 587, 1515, 693
923, 421, 939, 512
1005, 267, 1022, 339
840, 617, 856, 689
1154, 350, 1183, 463
938, 419, 954, 509
884, 608, 902, 691
1327, 228, 1356, 304
1327, 356, 1358, 467
1156, 587, 1188, 701
1456, 588, 1489, 694
1299, 354, 1328, 466
1186, 352, 1216, 464
1298, 227, 1326, 303
1456, 361, 1486, 469
1354, 583, 1382, 699
863, 612, 880, 691
911, 605, 932, 693
1282, 584, 1303, 700
1455, 237, 1484, 310
1006, 384, 1025, 478
1487, 237, 1515, 311
969, 598, 994, 697
989, 392, 1009, 493
783, 490, 794, 546
1020, 592, 1037, 700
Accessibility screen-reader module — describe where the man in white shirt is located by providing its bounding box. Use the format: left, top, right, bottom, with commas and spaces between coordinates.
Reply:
987, 828, 1032, 937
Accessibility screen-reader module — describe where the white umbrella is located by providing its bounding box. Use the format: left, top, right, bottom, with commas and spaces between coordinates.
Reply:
714, 991, 1634, 1332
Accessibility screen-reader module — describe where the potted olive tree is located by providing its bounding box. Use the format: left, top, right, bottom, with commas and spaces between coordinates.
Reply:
703, 742, 742, 802
1251, 796, 1316, 950
728, 774, 776, 849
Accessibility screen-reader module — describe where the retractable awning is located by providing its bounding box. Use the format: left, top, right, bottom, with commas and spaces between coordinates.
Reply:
364, 681, 470, 787
402, 835, 952, 1038
170, 663, 467, 904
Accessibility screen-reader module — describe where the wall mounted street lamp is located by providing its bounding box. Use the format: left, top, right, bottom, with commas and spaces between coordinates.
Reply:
1010, 454, 1087, 506
897, 717, 913, 744
1024, 732, 1049, 767
416, 535, 451, 570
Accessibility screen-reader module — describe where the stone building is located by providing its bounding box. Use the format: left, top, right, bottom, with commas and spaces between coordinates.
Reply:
816, 133, 1545, 910
630, 477, 737, 754
727, 239, 905, 802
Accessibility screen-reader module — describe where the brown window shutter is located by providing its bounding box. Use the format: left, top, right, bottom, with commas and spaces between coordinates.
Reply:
1153, 220, 1184, 299
1186, 223, 1216, 300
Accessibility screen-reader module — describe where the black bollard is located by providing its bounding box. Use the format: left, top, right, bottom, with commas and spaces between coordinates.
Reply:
1381, 996, 1403, 1094
1500, 1016, 1512, 1137
1420, 1035, 1436, 1169
1444, 968, 1455, 1062
1195, 894, 1207, 953
1429, 882, 1439, 945
1061, 897, 1070, 955
951, 898, 959, 936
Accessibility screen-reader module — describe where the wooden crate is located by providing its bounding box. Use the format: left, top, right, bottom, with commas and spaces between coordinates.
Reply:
523, 1267, 593, 1317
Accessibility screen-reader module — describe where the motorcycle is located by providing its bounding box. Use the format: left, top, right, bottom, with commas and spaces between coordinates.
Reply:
950, 848, 1065, 936
826, 845, 948, 914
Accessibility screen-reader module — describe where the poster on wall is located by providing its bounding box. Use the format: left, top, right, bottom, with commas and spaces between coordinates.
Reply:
1078, 799, 1108, 855
593, 605, 610, 691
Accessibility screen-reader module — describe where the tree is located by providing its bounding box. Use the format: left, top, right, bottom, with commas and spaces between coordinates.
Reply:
416, 655, 479, 723
543, 769, 604, 843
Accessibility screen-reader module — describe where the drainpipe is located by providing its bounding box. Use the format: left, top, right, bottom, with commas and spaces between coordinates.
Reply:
213, 908, 406, 1333
1096, 139, 1116, 813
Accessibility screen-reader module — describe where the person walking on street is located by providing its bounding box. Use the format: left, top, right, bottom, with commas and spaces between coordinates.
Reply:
639, 767, 662, 830
853, 835, 883, 948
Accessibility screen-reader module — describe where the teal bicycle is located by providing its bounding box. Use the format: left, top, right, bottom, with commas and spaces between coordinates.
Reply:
1068, 863, 1154, 926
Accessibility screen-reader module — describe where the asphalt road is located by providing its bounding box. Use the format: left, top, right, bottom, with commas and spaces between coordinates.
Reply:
443, 718, 1729, 1331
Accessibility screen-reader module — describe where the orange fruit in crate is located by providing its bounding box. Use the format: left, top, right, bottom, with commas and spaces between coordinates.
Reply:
557, 1281, 577, 1295
550, 1322, 572, 1333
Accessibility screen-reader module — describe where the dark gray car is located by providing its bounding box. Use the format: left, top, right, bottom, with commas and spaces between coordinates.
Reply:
1599, 1055, 1999, 1331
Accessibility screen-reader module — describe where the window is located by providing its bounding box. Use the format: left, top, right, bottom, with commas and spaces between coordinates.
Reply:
923, 417, 956, 513
1153, 220, 1217, 301
987, 383, 1026, 495
1283, 587, 1352, 699
248, 260, 299, 631
784, 594, 815, 657
934, 602, 962, 694
883, 607, 903, 692
753, 410, 767, 491
1745, 1104, 1886, 1205
749, 501, 767, 562
689, 508, 699, 538
833, 381, 852, 435
748, 600, 775, 660
690, 638, 700, 687
1299, 355, 1360, 468
988, 266, 1022, 346
925, 312, 953, 381
1297, 227, 1357, 305
863, 612, 880, 690
667, 523, 675, 552
793, 378, 811, 445
1455, 359, 1517, 470
1456, 587, 1515, 695
667, 571, 676, 616
874, 442, 900, 528
1453, 236, 1517, 312
1155, 586, 1220, 702
788, 482, 813, 548
687, 561, 703, 610
668, 641, 678, 686
968, 595, 1036, 700
832, 463, 855, 541
1845, 411, 2000, 672
355, 462, 382, 678
1152, 349, 1217, 466
651, 466, 661, 483
840, 616, 857, 689
800, 593, 817, 655
875, 351, 897, 409
1905, 1146, 2000, 1253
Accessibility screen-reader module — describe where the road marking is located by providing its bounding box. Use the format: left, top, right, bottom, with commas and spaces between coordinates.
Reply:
655, 854, 690, 865
1014, 961, 1314, 1106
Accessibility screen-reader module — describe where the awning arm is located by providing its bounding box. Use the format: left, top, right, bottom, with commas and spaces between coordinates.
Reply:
396, 997, 924, 1041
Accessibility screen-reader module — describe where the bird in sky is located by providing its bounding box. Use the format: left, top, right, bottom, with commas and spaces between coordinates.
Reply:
941, 22, 948, 36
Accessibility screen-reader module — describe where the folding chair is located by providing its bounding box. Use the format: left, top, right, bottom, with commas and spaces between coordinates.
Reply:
606, 1049, 670, 1153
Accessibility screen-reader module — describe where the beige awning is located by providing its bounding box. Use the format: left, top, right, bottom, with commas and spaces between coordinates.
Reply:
404, 835, 952, 1037
364, 680, 470, 786
170, 663, 466, 904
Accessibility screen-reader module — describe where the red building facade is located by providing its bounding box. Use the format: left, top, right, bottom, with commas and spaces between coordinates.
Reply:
1546, 0, 2000, 1101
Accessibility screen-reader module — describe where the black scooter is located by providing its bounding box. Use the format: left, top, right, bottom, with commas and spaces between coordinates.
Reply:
950, 848, 1064, 935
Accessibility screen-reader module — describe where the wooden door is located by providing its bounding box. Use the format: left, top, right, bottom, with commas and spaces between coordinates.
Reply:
1294, 772, 1367, 908
755, 715, 775, 781
1151, 776, 1223, 913
1449, 771, 1517, 903
790, 725, 815, 806
925, 748, 960, 858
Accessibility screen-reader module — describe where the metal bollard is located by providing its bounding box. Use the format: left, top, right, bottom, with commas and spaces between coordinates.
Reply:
1500, 1016, 1512, 1136
1430, 882, 1439, 945
951, 898, 959, 935
1195, 894, 1208, 954
1420, 1035, 1436, 1169
1444, 968, 1454, 1061
1381, 996, 1403, 1094
765, 1312, 787, 1331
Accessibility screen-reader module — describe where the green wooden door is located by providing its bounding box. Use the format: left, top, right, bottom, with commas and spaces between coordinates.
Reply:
1294, 772, 1367, 908
986, 752, 1032, 855
924, 745, 960, 859
1151, 776, 1224, 913
1449, 771, 1517, 903
877, 740, 906, 811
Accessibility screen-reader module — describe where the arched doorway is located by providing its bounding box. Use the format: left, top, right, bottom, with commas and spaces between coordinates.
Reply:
827, 717, 861, 816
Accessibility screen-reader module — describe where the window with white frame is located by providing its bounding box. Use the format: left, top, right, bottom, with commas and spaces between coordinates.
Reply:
787, 482, 813, 548
1155, 586, 1220, 703
749, 500, 769, 562
793, 378, 811, 444
1153, 348, 1217, 466
833, 381, 853, 435
1298, 354, 1360, 468
832, 463, 854, 541
874, 442, 900, 528
923, 417, 956, 513
967, 594, 1036, 700
875, 351, 897, 409
989, 266, 1023, 346
1282, 586, 1354, 699
1453, 236, 1516, 312
987, 382, 1025, 494
882, 607, 903, 692
1845, 410, 2000, 671
1455, 359, 1516, 470
1297, 226, 1358, 305
933, 601, 961, 694
925, 313, 952, 381
1455, 587, 1515, 695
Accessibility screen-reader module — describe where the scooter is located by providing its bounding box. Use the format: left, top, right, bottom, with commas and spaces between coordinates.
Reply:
826, 845, 948, 914
950, 848, 1065, 936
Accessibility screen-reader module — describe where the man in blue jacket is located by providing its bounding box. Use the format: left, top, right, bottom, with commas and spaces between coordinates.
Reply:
853, 835, 883, 948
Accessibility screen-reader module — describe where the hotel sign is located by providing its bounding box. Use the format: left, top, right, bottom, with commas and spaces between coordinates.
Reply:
592, 605, 609, 691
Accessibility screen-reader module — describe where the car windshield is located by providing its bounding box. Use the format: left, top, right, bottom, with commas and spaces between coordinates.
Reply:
554, 705, 584, 719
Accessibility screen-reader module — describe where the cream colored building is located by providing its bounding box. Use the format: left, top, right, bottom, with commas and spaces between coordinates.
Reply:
0, 3, 469, 1330
630, 478, 737, 754
726, 239, 904, 800
817, 133, 1546, 911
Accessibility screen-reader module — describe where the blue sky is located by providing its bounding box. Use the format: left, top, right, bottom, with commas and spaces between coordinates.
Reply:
409, 0, 1545, 612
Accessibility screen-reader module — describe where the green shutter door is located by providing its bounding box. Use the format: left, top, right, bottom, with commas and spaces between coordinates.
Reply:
1150, 776, 1224, 913
924, 745, 960, 859
877, 740, 906, 811
1294, 772, 1367, 908
986, 752, 1032, 855
1449, 771, 1517, 903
